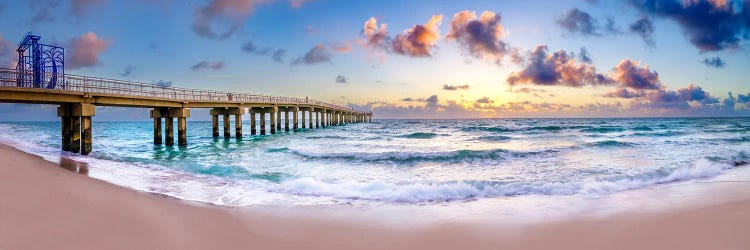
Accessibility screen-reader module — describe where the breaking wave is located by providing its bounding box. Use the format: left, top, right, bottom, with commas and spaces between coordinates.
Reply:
276, 158, 742, 203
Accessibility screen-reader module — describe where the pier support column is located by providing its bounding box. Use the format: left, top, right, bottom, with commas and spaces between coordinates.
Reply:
301, 109, 306, 128
321, 110, 326, 128
178, 117, 187, 146
260, 112, 266, 135
316, 111, 321, 128
165, 117, 174, 146
211, 115, 219, 138
58, 104, 73, 151
308, 108, 314, 129
153, 117, 162, 145
81, 116, 92, 155
250, 110, 257, 135
71, 115, 81, 153
268, 106, 280, 134
235, 113, 243, 138
276, 109, 282, 131
59, 103, 95, 154
284, 109, 290, 132
293, 106, 299, 130
223, 114, 230, 138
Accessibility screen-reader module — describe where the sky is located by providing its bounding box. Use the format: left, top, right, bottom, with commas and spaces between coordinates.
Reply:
0, 0, 749, 120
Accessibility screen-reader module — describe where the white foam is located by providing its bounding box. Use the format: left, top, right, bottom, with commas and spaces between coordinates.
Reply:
271, 158, 737, 203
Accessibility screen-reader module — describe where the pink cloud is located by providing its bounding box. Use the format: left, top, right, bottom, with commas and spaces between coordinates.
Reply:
67, 32, 111, 69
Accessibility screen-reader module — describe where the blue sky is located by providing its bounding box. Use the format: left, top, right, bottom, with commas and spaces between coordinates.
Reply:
0, 0, 749, 120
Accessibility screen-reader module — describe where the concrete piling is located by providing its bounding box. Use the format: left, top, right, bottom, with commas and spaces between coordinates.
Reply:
223, 114, 230, 138
81, 116, 92, 155
58, 103, 95, 155
153, 117, 162, 144
165, 117, 174, 146
284, 109, 290, 132
308, 108, 314, 129
293, 106, 299, 130
268, 106, 279, 134
260, 112, 266, 135
211, 115, 219, 138
178, 117, 187, 146
235, 113, 243, 138
250, 111, 257, 135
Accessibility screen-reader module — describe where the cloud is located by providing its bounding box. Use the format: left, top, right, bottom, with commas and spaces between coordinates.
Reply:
401, 95, 439, 109
361, 15, 443, 58
293, 44, 331, 65
120, 66, 134, 77
629, 0, 749, 52
306, 25, 317, 35
242, 41, 286, 63
192, 0, 268, 39
629, 16, 655, 47
507, 45, 614, 87
442, 84, 470, 91
190, 61, 224, 71
446, 10, 509, 63
475, 97, 492, 104
335, 75, 348, 84
556, 8, 620, 36
604, 88, 646, 98
578, 47, 592, 63
67, 32, 111, 69
631, 84, 717, 110
511, 87, 547, 98
391, 15, 443, 57
155, 80, 173, 87
701, 57, 725, 68
31, 7, 55, 24
611, 59, 663, 90
289, 0, 310, 8
241, 41, 259, 53
0, 33, 16, 68
271, 49, 286, 63
331, 42, 352, 52
71, 0, 105, 18
362, 17, 389, 49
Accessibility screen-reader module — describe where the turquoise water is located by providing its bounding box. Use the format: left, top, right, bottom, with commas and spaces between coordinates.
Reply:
0, 118, 748, 207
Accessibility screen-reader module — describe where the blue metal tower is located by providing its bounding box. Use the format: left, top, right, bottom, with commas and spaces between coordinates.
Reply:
16, 32, 65, 89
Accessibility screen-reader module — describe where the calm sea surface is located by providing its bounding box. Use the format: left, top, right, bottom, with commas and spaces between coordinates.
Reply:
1, 118, 748, 214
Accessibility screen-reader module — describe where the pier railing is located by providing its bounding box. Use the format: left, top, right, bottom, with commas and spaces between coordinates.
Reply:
0, 68, 360, 112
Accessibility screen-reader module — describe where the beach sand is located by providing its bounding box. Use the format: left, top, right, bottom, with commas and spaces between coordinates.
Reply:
2, 144, 750, 250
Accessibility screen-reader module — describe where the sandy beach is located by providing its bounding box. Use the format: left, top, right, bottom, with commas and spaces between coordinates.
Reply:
1, 144, 750, 250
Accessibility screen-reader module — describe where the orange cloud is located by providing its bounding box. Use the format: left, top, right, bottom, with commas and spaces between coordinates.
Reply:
391, 15, 443, 57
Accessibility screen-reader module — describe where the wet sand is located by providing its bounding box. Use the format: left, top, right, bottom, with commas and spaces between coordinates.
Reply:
1, 144, 750, 250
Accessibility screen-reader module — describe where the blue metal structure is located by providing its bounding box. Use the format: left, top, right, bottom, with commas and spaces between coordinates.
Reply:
16, 32, 65, 89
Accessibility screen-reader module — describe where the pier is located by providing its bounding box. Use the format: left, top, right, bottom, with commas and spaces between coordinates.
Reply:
0, 68, 372, 155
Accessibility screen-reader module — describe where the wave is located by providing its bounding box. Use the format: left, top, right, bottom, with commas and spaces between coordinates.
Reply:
724, 136, 750, 143
461, 125, 585, 133
396, 132, 443, 139
474, 135, 513, 142
581, 126, 625, 133
305, 135, 348, 139
585, 140, 635, 148
631, 131, 684, 137
630, 126, 653, 131
288, 148, 557, 163
266, 147, 289, 153
275, 158, 742, 203
461, 126, 515, 133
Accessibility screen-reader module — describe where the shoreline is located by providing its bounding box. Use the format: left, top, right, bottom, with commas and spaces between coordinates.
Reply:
2, 144, 750, 249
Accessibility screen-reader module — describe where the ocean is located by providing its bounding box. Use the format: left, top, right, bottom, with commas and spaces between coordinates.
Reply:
1, 118, 749, 219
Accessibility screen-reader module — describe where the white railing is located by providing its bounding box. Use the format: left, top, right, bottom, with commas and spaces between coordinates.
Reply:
0, 68, 364, 113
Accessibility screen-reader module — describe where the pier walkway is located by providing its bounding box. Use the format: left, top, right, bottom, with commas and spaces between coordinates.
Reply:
0, 68, 372, 155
